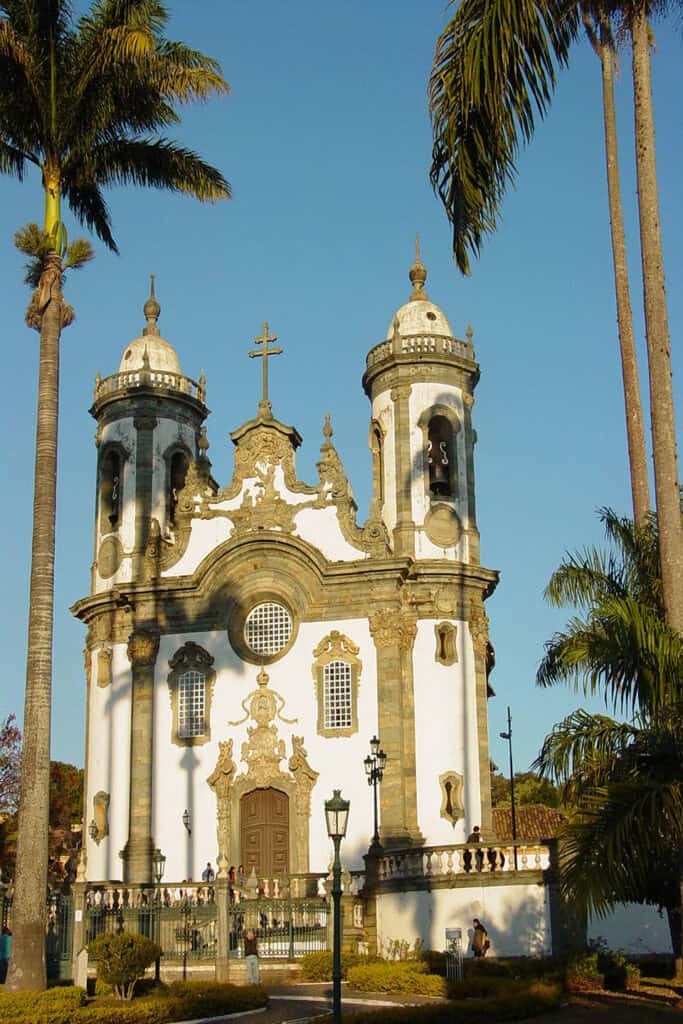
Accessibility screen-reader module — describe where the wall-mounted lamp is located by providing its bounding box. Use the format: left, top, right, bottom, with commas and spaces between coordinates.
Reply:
88, 819, 98, 841
182, 808, 192, 835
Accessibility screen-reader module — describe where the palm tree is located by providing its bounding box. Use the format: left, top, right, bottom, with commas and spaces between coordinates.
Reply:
429, 1, 682, 601
0, 0, 230, 991
534, 509, 683, 974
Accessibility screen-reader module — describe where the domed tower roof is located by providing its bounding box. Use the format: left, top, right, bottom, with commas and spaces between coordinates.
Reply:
385, 237, 455, 340
118, 275, 182, 374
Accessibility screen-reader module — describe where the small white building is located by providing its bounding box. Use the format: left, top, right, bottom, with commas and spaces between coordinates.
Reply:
73, 249, 557, 960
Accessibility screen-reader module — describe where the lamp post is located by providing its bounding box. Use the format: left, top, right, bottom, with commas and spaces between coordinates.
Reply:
325, 790, 350, 1024
152, 848, 166, 982
363, 735, 387, 849
499, 706, 518, 870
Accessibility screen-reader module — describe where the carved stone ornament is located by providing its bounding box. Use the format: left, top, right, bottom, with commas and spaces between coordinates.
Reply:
209, 668, 318, 875
96, 646, 113, 688
97, 535, 123, 579
127, 630, 160, 667
434, 622, 458, 666
92, 790, 110, 844
368, 606, 418, 650
315, 415, 390, 557
469, 606, 489, 659
439, 771, 464, 828
229, 462, 299, 536
424, 504, 461, 549
312, 630, 360, 663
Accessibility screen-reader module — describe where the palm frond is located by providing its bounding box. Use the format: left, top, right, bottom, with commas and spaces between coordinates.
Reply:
76, 136, 231, 201
62, 179, 117, 251
429, 0, 580, 272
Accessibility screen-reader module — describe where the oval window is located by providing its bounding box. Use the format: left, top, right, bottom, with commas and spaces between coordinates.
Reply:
244, 602, 293, 656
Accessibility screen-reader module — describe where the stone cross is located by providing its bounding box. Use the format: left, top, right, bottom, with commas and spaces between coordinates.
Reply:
249, 322, 283, 414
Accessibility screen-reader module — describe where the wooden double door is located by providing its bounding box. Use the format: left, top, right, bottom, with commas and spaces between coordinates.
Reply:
240, 787, 289, 877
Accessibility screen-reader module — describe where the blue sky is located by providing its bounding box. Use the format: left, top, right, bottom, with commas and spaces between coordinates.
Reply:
0, 0, 681, 779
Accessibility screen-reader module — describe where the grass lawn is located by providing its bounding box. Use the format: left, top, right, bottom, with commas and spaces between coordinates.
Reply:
524, 985, 682, 1023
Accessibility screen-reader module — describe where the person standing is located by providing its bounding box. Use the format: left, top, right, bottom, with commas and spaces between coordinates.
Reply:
244, 928, 260, 984
202, 862, 215, 883
471, 918, 489, 958
0, 926, 12, 983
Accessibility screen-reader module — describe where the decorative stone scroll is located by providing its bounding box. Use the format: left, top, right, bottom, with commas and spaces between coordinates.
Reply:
92, 791, 110, 844
439, 770, 464, 828
96, 647, 113, 688
127, 630, 159, 667
368, 606, 417, 650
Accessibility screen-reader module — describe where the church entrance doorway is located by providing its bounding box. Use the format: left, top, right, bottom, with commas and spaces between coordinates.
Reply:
240, 788, 289, 877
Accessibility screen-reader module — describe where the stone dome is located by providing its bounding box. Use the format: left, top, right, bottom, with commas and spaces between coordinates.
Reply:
119, 334, 182, 374
385, 239, 455, 340
118, 276, 182, 374
385, 299, 454, 341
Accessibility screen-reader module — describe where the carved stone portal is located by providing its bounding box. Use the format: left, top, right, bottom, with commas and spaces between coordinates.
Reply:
208, 668, 318, 876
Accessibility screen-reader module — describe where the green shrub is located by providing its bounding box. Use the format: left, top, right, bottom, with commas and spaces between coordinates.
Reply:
300, 950, 370, 980
337, 979, 562, 1023
87, 932, 161, 1000
0, 985, 86, 1023
347, 961, 447, 996
564, 951, 603, 992
596, 948, 641, 992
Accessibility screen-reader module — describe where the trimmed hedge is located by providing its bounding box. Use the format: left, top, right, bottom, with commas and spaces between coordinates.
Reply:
300, 950, 376, 980
339, 980, 562, 1023
347, 961, 447, 996
0, 981, 267, 1024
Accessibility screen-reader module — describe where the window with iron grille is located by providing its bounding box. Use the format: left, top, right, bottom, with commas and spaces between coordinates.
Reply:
178, 670, 206, 738
323, 660, 352, 730
245, 602, 292, 656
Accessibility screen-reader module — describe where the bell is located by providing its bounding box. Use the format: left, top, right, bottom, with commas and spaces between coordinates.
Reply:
430, 460, 449, 496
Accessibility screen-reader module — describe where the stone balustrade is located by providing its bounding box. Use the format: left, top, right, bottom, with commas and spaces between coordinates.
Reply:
373, 842, 551, 884
82, 872, 330, 909
93, 368, 205, 404
366, 333, 471, 371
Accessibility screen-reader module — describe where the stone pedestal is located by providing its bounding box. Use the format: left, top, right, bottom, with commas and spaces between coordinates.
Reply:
215, 878, 230, 982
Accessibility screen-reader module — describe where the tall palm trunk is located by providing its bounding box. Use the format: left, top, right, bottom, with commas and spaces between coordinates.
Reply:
630, 6, 683, 633
5, 254, 64, 992
595, 21, 650, 527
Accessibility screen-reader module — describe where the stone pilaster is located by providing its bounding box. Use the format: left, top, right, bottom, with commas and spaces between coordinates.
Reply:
214, 875, 231, 982
390, 384, 415, 557
369, 606, 423, 847
121, 629, 159, 883
469, 603, 493, 837
132, 416, 157, 580
70, 881, 87, 982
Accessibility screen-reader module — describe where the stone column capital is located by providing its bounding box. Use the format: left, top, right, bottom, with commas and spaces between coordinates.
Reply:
127, 629, 160, 667
133, 416, 158, 431
368, 607, 417, 650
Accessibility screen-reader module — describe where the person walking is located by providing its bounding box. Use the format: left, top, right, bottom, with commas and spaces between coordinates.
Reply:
471, 918, 489, 958
244, 928, 260, 984
0, 926, 13, 983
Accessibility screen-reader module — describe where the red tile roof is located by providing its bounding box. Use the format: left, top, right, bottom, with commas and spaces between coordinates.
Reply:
492, 804, 566, 841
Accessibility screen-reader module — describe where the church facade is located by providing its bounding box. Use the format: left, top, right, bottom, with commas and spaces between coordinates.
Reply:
73, 248, 555, 958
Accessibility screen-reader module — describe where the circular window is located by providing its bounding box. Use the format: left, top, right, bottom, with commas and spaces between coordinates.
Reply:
244, 602, 292, 656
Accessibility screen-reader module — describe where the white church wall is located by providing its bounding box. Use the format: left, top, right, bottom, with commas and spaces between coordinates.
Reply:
294, 505, 369, 562
587, 904, 671, 955
376, 882, 551, 957
371, 390, 396, 538
151, 617, 379, 882
162, 516, 233, 578
413, 619, 470, 845
86, 642, 132, 882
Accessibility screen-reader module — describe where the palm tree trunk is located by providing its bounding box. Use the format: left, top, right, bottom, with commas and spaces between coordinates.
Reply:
597, 25, 650, 527
5, 254, 63, 992
630, 6, 683, 632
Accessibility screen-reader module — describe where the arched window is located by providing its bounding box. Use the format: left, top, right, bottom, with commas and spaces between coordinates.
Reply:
178, 669, 206, 738
168, 451, 190, 524
370, 423, 384, 505
323, 660, 353, 730
312, 632, 362, 738
167, 642, 216, 746
426, 415, 452, 497
99, 449, 122, 532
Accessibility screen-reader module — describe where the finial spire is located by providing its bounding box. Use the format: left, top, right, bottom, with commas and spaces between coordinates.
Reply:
143, 273, 161, 336
409, 234, 428, 302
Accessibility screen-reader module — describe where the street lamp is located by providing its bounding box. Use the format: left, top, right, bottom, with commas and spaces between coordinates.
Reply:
363, 735, 387, 849
182, 809, 192, 835
152, 848, 166, 982
325, 790, 350, 1024
499, 705, 518, 870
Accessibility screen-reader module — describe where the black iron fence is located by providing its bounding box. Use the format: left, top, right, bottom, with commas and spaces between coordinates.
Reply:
0, 888, 73, 980
226, 897, 329, 959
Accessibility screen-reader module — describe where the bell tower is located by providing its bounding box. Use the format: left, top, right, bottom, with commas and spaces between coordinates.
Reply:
362, 241, 480, 563
89, 277, 209, 592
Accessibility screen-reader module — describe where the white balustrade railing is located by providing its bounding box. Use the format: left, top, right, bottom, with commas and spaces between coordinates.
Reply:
366, 333, 470, 370
94, 369, 205, 403
374, 842, 550, 883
